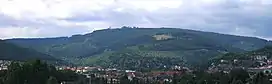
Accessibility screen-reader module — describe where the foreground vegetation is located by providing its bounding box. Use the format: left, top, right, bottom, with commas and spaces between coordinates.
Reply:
0, 60, 85, 84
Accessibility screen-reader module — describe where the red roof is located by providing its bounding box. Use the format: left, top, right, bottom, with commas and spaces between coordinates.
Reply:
151, 71, 182, 76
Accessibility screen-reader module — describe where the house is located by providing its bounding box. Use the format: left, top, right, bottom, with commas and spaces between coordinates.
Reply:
125, 70, 136, 73
0, 66, 7, 70
267, 60, 272, 65
254, 55, 267, 60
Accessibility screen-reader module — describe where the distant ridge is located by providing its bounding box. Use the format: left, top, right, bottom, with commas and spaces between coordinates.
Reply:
0, 40, 57, 61
6, 27, 272, 68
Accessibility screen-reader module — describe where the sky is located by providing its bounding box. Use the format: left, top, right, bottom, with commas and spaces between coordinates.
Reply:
0, 0, 272, 40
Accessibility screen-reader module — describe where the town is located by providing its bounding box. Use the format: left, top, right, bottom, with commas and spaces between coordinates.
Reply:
0, 57, 272, 84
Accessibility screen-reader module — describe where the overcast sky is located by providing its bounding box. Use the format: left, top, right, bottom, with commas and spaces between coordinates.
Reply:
0, 0, 272, 40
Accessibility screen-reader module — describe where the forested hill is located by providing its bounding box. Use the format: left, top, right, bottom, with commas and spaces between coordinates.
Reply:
6, 27, 272, 67
0, 40, 56, 61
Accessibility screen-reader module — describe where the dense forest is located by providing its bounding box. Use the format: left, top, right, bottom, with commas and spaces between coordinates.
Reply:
0, 60, 86, 84
6, 28, 272, 68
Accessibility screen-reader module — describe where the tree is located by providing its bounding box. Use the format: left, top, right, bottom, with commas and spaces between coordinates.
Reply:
102, 77, 107, 84
229, 68, 249, 83
172, 73, 178, 84
231, 80, 244, 84
4, 62, 24, 84
252, 72, 271, 84
47, 76, 58, 84
132, 78, 140, 84
22, 60, 51, 84
3, 60, 81, 84
120, 75, 129, 84
110, 78, 113, 84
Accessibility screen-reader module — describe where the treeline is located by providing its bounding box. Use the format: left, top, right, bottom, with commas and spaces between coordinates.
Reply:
0, 60, 85, 84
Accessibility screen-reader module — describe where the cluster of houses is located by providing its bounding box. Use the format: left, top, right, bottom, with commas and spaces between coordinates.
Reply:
56, 65, 191, 83
209, 55, 272, 74
0, 60, 10, 70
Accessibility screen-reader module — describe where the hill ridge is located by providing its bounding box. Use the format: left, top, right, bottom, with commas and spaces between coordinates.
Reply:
0, 40, 57, 61
5, 28, 272, 68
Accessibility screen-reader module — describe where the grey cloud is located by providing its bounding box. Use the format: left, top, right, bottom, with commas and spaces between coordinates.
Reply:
55, 0, 272, 40
0, 13, 91, 38
0, 14, 31, 27
1, 0, 272, 40
64, 13, 105, 22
